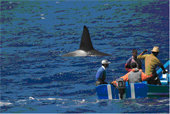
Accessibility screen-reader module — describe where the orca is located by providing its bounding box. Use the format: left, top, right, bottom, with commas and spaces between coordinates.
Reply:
62, 26, 111, 57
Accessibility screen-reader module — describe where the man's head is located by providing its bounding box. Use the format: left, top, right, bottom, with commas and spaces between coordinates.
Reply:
131, 62, 137, 69
101, 59, 111, 68
132, 49, 137, 58
151, 46, 159, 56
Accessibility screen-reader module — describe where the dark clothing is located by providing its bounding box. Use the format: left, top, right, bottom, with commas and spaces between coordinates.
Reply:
147, 72, 161, 85
125, 56, 142, 72
96, 81, 108, 86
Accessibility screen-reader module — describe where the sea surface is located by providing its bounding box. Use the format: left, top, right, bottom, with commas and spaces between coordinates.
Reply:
0, 0, 169, 113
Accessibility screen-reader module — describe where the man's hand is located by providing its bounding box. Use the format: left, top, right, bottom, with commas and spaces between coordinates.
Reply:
163, 70, 168, 74
143, 49, 148, 53
110, 82, 114, 85
110, 81, 117, 87
139, 49, 148, 55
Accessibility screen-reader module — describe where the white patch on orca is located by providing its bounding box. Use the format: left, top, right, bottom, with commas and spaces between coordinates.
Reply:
72, 50, 87, 56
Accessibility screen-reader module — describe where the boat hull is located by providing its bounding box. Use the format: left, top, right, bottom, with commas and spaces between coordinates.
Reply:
96, 83, 169, 99
147, 84, 169, 97
96, 61, 169, 99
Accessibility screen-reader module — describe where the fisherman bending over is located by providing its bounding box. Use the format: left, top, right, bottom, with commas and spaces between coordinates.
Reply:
125, 49, 142, 72
96, 60, 111, 86
111, 62, 152, 85
137, 46, 167, 85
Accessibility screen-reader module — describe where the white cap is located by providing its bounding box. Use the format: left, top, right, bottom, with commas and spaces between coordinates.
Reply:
101, 59, 111, 64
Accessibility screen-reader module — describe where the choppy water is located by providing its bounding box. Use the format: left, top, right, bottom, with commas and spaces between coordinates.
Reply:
0, 0, 169, 113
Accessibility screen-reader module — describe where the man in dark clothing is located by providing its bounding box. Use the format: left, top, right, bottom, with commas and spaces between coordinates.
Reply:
125, 49, 142, 72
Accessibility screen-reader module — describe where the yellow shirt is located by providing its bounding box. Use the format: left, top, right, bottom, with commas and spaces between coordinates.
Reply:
137, 54, 162, 75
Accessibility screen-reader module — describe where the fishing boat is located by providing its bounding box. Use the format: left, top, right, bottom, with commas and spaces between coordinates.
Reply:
96, 60, 169, 99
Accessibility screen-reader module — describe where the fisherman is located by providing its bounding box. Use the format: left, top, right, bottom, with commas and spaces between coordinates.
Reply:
96, 59, 111, 86
125, 49, 142, 72
111, 62, 152, 85
137, 46, 167, 85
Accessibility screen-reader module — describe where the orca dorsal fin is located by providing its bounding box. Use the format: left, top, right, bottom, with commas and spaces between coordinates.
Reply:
79, 26, 94, 51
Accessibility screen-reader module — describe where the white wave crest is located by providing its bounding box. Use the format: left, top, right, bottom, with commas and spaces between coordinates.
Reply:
158, 99, 169, 103
29, 96, 35, 100
37, 97, 68, 101
0, 101, 12, 107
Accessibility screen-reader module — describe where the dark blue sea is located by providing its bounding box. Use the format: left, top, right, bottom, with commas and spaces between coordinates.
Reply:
0, 0, 169, 113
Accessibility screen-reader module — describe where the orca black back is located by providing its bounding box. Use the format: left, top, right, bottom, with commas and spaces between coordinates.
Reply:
79, 26, 94, 51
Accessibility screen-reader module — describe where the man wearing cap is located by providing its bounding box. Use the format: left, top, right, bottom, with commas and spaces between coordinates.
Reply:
96, 59, 111, 86
137, 46, 167, 85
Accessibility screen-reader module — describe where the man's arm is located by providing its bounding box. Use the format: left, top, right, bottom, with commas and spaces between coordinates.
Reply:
156, 58, 168, 74
125, 58, 132, 72
159, 63, 167, 74
140, 49, 148, 55
141, 72, 153, 81
96, 70, 102, 80
111, 72, 130, 85
137, 49, 148, 59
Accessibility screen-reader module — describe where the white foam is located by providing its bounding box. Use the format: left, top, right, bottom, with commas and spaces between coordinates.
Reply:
80, 99, 85, 103
158, 99, 169, 103
41, 17, 45, 19
40, 14, 44, 16
135, 103, 144, 106
73, 99, 86, 104
16, 99, 27, 102
29, 96, 35, 100
0, 101, 12, 107
37, 97, 66, 101
45, 98, 57, 100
